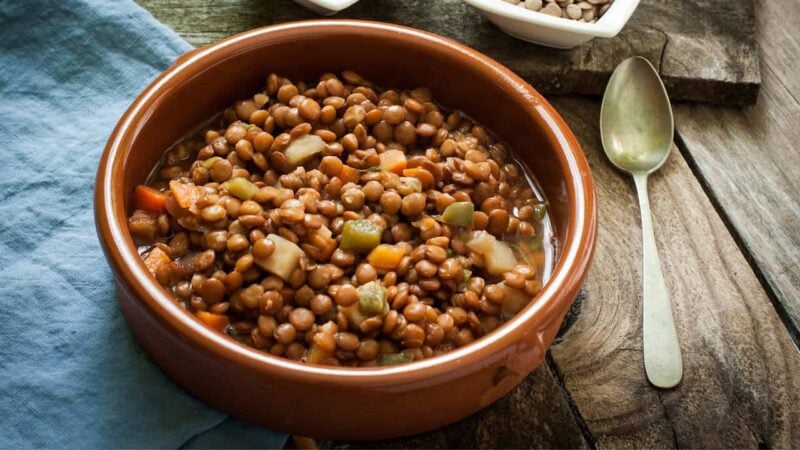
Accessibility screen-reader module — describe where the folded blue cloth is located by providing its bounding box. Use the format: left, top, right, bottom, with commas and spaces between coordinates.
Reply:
0, 1, 288, 447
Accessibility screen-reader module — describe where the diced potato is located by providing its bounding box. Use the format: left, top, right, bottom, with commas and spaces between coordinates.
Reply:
142, 246, 170, 276
285, 134, 325, 167
254, 234, 304, 280
484, 239, 517, 276
466, 230, 495, 255
467, 231, 518, 276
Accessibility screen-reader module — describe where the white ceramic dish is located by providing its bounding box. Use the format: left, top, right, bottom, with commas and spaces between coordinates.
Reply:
462, 0, 641, 48
292, 0, 359, 16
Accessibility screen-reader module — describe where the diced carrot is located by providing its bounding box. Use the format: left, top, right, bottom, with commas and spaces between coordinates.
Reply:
134, 185, 167, 213
195, 310, 230, 332
142, 246, 171, 276
306, 344, 332, 364
380, 149, 407, 174
339, 165, 360, 184
367, 244, 407, 270
402, 167, 435, 191
168, 179, 202, 208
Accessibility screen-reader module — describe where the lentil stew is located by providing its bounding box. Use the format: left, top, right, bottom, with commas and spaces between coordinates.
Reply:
128, 70, 555, 367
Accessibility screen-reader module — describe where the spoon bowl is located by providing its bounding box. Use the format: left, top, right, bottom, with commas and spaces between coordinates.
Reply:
601, 56, 674, 175
600, 56, 683, 389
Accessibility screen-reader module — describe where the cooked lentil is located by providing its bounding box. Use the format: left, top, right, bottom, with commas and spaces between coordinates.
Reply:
129, 70, 554, 367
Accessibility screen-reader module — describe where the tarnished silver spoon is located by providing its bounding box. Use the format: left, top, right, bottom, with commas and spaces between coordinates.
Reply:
600, 56, 683, 389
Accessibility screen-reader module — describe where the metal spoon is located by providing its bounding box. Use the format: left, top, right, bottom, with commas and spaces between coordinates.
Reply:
600, 56, 683, 389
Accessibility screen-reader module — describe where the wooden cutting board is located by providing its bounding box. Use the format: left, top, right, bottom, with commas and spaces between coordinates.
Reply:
339, 0, 761, 106
140, 0, 760, 105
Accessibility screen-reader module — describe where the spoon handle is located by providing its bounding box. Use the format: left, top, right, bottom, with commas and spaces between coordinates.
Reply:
633, 173, 683, 388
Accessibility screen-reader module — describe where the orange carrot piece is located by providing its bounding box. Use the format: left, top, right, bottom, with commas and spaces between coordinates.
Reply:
134, 185, 167, 213
339, 165, 360, 184
367, 244, 407, 270
142, 246, 170, 276
195, 311, 230, 332
402, 167, 435, 191
168, 179, 202, 208
380, 149, 407, 174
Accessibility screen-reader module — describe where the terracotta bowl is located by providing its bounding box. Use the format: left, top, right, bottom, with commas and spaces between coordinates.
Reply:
95, 20, 597, 440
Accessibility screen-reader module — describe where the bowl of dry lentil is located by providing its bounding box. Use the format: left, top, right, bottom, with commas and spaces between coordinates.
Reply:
95, 19, 597, 440
463, 0, 641, 48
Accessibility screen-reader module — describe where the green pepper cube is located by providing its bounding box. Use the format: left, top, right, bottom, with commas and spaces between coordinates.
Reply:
340, 219, 382, 253
357, 281, 388, 316
441, 201, 474, 226
378, 352, 413, 366
532, 203, 547, 221
227, 177, 260, 201
201, 156, 222, 169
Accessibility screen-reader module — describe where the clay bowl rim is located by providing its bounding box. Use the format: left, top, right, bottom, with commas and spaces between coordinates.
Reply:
95, 19, 597, 388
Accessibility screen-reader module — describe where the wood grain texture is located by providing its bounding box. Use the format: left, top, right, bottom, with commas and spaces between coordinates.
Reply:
548, 95, 800, 449
136, 0, 760, 105
673, 0, 800, 335
320, 365, 588, 449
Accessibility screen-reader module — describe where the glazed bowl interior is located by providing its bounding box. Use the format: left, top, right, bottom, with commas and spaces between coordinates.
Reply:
97, 20, 596, 435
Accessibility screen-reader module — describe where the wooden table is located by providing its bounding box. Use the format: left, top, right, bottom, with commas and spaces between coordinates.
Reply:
138, 1, 800, 447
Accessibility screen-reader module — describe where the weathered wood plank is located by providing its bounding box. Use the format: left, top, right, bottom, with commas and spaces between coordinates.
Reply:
137, 0, 760, 105
320, 364, 589, 449
673, 0, 800, 335
547, 95, 800, 449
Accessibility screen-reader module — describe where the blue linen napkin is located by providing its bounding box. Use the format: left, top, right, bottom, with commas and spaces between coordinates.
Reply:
0, 1, 288, 447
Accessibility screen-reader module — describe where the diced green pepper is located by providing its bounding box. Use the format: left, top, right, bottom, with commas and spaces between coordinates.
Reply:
462, 268, 472, 283
340, 219, 382, 253
201, 156, 222, 169
358, 281, 388, 316
227, 177, 259, 200
532, 203, 547, 221
441, 202, 474, 226
378, 352, 413, 366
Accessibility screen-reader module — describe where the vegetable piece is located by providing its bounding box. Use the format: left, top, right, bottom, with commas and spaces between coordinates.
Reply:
357, 281, 388, 316
142, 246, 170, 276
532, 203, 548, 221
134, 185, 167, 213
168, 179, 203, 209
226, 177, 260, 201
397, 176, 422, 194
441, 201, 474, 226
379, 149, 407, 174
402, 168, 434, 190
378, 352, 413, 366
306, 344, 332, 364
129, 209, 159, 241
285, 134, 326, 167
253, 234, 304, 280
466, 230, 495, 255
340, 219, 382, 253
339, 165, 360, 184
367, 244, 406, 270
484, 240, 517, 276
466, 230, 518, 276
201, 156, 222, 169
195, 310, 230, 332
